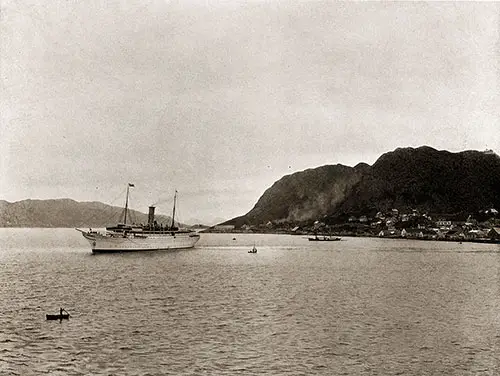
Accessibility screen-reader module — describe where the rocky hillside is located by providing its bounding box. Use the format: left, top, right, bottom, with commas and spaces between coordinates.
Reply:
335, 147, 500, 218
227, 163, 369, 227
225, 146, 500, 226
0, 199, 175, 228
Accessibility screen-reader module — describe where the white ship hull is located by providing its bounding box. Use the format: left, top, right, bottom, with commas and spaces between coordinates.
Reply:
82, 231, 200, 253
77, 185, 200, 253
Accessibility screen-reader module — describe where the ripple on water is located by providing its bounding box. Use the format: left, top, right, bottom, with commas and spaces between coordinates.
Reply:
2, 231, 500, 375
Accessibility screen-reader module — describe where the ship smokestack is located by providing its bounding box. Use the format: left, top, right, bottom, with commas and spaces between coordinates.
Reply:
148, 206, 155, 226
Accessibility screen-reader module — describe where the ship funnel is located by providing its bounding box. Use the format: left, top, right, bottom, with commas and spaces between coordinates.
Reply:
148, 206, 155, 226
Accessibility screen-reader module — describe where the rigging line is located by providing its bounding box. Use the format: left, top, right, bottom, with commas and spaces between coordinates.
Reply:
101, 205, 125, 225
78, 203, 115, 228
123, 190, 144, 225
108, 186, 129, 206
173, 192, 183, 227
79, 204, 121, 228
78, 186, 128, 227
127, 202, 139, 225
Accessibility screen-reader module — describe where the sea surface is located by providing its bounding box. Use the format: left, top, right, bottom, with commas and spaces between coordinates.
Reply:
1, 229, 500, 375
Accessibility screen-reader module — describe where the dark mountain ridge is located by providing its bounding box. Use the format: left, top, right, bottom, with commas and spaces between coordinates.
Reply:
225, 146, 500, 227
336, 146, 500, 218
0, 199, 176, 228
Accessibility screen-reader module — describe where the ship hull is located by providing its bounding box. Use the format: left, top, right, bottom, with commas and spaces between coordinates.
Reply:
82, 232, 200, 253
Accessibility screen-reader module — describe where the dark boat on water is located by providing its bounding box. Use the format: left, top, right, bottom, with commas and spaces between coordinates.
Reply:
46, 308, 70, 320
46, 314, 70, 320
308, 235, 341, 241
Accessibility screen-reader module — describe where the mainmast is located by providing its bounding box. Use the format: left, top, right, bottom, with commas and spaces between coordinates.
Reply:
170, 190, 177, 228
124, 183, 134, 225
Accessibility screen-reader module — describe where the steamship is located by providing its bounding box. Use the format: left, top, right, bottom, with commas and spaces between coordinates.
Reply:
76, 184, 200, 253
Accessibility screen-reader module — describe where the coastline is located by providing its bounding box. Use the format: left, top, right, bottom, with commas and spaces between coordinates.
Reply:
202, 228, 500, 245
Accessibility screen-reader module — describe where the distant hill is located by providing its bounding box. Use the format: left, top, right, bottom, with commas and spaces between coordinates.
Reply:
0, 199, 177, 228
224, 146, 500, 226
184, 217, 227, 227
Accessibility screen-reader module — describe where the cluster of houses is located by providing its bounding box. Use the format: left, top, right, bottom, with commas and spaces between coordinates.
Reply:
208, 208, 500, 243
344, 208, 500, 242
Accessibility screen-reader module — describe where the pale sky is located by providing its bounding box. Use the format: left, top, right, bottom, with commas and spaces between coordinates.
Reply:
1, 1, 499, 224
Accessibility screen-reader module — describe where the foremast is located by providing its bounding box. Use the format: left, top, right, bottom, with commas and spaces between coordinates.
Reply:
170, 190, 177, 229
123, 183, 134, 225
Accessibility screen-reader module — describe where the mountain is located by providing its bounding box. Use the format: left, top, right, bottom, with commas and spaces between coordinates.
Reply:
335, 147, 500, 218
226, 163, 369, 227
224, 146, 500, 227
0, 199, 176, 228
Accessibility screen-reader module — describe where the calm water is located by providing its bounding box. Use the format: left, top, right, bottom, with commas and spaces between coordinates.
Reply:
1, 229, 500, 375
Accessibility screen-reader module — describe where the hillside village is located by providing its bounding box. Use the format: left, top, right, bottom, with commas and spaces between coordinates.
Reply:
210, 208, 500, 243
211, 147, 500, 244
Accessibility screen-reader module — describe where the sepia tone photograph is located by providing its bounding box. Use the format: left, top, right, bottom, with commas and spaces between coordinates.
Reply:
1, 1, 500, 375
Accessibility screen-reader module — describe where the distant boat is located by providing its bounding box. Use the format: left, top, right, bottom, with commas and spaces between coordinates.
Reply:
308, 235, 341, 242
248, 243, 257, 253
46, 314, 70, 320
46, 308, 70, 320
76, 185, 200, 253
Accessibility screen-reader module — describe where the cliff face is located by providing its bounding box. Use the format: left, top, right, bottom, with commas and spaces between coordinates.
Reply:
227, 163, 369, 227
226, 146, 500, 226
0, 199, 174, 228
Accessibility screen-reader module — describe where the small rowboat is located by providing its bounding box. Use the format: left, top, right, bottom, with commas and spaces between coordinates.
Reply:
46, 313, 70, 320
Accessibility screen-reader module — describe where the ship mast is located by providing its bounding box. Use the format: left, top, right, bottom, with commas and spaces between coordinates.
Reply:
170, 190, 177, 229
124, 183, 134, 225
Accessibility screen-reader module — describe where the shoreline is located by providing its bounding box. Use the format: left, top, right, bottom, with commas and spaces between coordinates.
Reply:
202, 229, 500, 245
